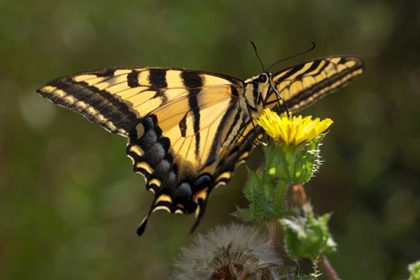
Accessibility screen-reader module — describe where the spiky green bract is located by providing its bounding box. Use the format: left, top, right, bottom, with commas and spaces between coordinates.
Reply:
265, 134, 324, 185
293, 135, 324, 184
233, 134, 324, 224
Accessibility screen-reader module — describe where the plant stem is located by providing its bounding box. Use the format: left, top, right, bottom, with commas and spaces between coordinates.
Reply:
273, 180, 289, 212
320, 255, 340, 280
259, 222, 277, 280
267, 221, 277, 250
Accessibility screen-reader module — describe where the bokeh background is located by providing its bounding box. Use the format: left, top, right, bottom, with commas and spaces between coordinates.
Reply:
1, 0, 419, 279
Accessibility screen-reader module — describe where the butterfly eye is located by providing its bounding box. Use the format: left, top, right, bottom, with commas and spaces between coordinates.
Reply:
258, 73, 267, 83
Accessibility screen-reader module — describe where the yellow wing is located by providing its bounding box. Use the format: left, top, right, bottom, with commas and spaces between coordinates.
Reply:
265, 56, 364, 111
38, 68, 243, 136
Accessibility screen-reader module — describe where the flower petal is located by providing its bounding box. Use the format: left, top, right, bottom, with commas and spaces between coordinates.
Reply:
256, 109, 333, 146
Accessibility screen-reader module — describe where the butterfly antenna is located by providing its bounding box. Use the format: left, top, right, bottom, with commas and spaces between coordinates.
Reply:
265, 41, 316, 116
251, 41, 266, 72
266, 41, 316, 72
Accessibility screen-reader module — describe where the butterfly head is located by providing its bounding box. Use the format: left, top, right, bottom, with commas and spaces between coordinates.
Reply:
243, 72, 274, 117
259, 72, 275, 104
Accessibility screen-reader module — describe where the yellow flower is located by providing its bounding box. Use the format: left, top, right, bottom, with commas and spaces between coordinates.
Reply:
256, 108, 333, 146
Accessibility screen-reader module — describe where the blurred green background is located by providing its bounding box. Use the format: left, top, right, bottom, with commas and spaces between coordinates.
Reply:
1, 0, 419, 279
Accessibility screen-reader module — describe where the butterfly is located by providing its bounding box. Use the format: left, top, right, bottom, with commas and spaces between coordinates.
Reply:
37, 55, 363, 235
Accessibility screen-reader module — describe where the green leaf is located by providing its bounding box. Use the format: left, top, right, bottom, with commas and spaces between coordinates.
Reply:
281, 212, 336, 260
409, 261, 420, 280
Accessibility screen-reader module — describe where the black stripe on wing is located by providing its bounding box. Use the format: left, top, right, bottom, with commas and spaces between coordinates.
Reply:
37, 69, 140, 136
270, 56, 364, 111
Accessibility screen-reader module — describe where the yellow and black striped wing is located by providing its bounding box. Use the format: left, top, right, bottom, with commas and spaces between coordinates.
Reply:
265, 56, 364, 111
37, 68, 255, 235
38, 68, 244, 136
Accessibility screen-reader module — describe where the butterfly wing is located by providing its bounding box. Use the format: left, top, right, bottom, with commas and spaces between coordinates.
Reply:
265, 56, 364, 111
38, 68, 253, 235
38, 68, 243, 135
38, 68, 143, 136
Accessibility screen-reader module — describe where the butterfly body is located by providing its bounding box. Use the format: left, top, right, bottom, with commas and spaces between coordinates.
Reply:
38, 56, 363, 235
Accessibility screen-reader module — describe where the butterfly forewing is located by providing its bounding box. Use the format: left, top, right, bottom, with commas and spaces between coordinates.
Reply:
37, 55, 363, 236
266, 56, 364, 112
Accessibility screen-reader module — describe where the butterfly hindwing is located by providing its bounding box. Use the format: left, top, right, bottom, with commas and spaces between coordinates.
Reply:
37, 55, 364, 236
124, 72, 251, 235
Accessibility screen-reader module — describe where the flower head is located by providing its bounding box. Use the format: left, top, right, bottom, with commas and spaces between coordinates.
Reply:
256, 109, 333, 146
171, 223, 284, 280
